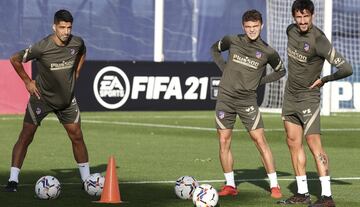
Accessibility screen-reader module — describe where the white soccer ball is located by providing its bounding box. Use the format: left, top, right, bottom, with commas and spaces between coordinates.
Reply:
83, 173, 105, 196
192, 184, 219, 207
35, 175, 61, 200
174, 176, 199, 199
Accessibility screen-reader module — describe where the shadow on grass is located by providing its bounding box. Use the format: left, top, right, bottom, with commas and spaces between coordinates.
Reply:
233, 167, 351, 198
0, 167, 353, 207
232, 167, 352, 203
233, 167, 292, 193
0, 164, 190, 207
51, 164, 109, 181
1, 164, 109, 185
286, 171, 352, 199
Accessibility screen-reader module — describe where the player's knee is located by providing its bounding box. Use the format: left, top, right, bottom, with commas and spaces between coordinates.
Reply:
218, 136, 231, 149
219, 135, 231, 143
68, 130, 84, 143
286, 136, 300, 148
17, 136, 34, 146
251, 135, 265, 145
18, 131, 35, 145
20, 124, 37, 137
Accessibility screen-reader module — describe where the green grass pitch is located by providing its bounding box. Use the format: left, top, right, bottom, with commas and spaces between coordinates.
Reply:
0, 111, 359, 207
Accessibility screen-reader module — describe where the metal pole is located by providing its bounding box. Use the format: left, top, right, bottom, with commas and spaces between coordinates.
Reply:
154, 0, 164, 62
321, 0, 333, 116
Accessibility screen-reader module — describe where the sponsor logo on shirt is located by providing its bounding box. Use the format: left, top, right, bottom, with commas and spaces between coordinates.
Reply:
50, 60, 75, 71
232, 54, 259, 69
287, 47, 307, 63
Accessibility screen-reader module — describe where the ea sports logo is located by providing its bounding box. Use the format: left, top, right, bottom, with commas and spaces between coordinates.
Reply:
93, 66, 130, 109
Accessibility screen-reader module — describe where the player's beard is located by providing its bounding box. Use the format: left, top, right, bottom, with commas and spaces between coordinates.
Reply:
298, 22, 311, 32
59, 35, 70, 42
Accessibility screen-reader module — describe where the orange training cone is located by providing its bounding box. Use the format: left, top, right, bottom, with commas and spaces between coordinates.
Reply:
95, 155, 122, 203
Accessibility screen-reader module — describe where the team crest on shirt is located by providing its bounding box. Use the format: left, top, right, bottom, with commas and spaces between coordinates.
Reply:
218, 111, 225, 119
70, 48, 75, 55
304, 43, 310, 52
255, 51, 262, 59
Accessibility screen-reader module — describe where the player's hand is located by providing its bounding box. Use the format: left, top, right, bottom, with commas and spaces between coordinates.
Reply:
25, 80, 40, 99
309, 79, 324, 89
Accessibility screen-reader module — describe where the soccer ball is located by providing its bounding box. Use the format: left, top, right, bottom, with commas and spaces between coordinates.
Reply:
83, 173, 105, 196
192, 184, 219, 207
35, 175, 61, 200
174, 176, 199, 199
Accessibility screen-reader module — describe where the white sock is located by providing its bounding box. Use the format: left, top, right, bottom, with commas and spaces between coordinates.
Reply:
320, 176, 332, 197
224, 171, 235, 188
9, 167, 20, 183
78, 162, 90, 182
296, 175, 309, 194
267, 172, 279, 188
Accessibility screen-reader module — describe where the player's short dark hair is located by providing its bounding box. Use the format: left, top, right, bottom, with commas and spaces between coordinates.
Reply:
54, 9, 73, 24
242, 9, 263, 25
292, 0, 315, 16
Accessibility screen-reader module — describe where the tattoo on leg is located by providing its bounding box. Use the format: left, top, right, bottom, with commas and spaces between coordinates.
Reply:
317, 153, 328, 165
317, 153, 329, 175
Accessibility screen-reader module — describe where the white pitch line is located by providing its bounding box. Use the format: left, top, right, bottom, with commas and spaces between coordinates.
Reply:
120, 177, 360, 184
1, 117, 360, 132
1, 112, 360, 120
0, 114, 277, 120
83, 115, 215, 119
72, 119, 360, 132
82, 119, 217, 131
1, 177, 359, 186
2, 112, 359, 120
80, 114, 282, 119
